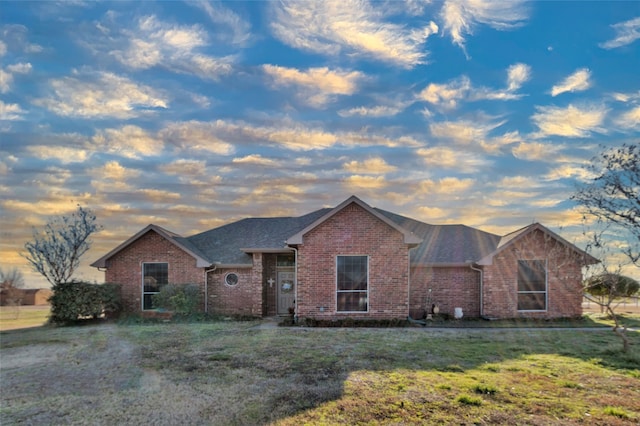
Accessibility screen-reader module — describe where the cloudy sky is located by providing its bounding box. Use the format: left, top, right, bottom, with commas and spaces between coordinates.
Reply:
1, 1, 639, 288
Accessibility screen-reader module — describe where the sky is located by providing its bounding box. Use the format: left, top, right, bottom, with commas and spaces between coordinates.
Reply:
1, 1, 639, 288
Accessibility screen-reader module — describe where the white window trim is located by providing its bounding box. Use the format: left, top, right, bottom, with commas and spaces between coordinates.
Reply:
335, 255, 369, 313
517, 259, 548, 312
224, 272, 239, 287
142, 262, 169, 311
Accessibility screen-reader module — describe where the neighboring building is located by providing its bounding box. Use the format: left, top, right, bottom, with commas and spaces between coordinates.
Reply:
0, 288, 52, 306
91, 196, 598, 320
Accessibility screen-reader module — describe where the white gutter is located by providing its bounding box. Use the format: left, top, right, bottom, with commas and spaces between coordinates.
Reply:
470, 263, 483, 317
204, 264, 218, 314
407, 249, 413, 318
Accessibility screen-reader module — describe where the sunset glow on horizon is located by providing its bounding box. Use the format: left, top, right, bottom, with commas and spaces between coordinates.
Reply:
1, 1, 638, 288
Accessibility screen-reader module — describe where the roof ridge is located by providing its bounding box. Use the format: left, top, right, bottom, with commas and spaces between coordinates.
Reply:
186, 207, 331, 239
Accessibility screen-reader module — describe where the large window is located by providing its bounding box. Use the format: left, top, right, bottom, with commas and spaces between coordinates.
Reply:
517, 260, 547, 311
337, 256, 368, 312
142, 263, 168, 310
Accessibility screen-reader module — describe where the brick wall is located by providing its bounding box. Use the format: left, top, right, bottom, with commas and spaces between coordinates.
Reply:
206, 266, 262, 317
295, 203, 411, 320
410, 266, 480, 318
482, 229, 584, 319
104, 230, 204, 313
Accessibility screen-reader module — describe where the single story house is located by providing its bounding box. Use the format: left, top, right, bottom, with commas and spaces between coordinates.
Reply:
0, 288, 52, 306
91, 195, 598, 320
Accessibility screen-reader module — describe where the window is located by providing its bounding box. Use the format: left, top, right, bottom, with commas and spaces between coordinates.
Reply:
337, 256, 368, 312
277, 254, 295, 267
225, 272, 239, 286
142, 263, 168, 310
517, 260, 547, 311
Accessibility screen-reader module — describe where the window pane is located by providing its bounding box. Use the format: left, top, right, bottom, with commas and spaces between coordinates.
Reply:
143, 293, 154, 310
518, 293, 546, 311
144, 263, 168, 286
337, 256, 368, 312
277, 255, 295, 267
337, 292, 368, 312
337, 256, 367, 290
518, 260, 546, 292
143, 263, 168, 310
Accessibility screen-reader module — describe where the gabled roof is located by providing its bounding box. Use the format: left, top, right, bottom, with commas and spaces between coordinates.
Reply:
476, 222, 599, 266
92, 197, 598, 270
90, 224, 211, 268
186, 208, 332, 266
286, 195, 423, 246
376, 209, 501, 265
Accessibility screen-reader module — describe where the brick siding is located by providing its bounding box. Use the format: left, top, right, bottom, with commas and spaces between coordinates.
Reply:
482, 229, 584, 319
207, 266, 261, 317
103, 214, 585, 320
295, 203, 411, 320
410, 266, 480, 319
104, 230, 204, 313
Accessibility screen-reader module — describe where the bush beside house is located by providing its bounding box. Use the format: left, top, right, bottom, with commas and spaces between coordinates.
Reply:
49, 281, 121, 324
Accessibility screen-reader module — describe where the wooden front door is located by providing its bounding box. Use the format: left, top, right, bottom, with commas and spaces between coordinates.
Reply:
277, 270, 295, 315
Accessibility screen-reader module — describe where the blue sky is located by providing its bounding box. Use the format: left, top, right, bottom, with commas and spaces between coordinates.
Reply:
1, 1, 639, 288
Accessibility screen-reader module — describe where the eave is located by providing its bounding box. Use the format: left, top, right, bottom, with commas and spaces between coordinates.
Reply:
240, 247, 294, 253
90, 224, 211, 269
286, 195, 422, 246
476, 223, 600, 266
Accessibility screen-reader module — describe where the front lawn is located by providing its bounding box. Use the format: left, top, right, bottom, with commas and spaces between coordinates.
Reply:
1, 319, 638, 425
0, 305, 50, 331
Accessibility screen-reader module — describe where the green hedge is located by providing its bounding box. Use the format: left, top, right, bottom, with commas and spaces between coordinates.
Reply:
49, 281, 121, 324
151, 283, 201, 316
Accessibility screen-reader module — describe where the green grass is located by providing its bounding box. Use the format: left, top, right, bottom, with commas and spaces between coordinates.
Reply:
0, 305, 50, 331
604, 406, 633, 419
1, 317, 639, 425
457, 394, 484, 406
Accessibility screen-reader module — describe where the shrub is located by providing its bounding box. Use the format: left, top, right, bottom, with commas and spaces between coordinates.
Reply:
472, 383, 498, 395
585, 274, 639, 298
151, 284, 201, 316
298, 317, 410, 328
603, 406, 631, 419
101, 283, 122, 318
456, 394, 483, 406
49, 281, 121, 324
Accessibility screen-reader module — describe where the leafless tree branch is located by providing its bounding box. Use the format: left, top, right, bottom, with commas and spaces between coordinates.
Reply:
22, 206, 101, 286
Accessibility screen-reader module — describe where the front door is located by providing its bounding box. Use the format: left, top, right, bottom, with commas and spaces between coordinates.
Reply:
277, 270, 295, 315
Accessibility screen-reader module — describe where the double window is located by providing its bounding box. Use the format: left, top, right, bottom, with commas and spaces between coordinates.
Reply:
517, 259, 547, 311
142, 263, 168, 310
337, 255, 368, 312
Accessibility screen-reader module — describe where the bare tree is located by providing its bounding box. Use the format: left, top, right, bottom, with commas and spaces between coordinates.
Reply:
0, 266, 26, 318
572, 144, 640, 352
23, 206, 101, 286
0, 266, 25, 290
572, 143, 640, 266
581, 223, 637, 352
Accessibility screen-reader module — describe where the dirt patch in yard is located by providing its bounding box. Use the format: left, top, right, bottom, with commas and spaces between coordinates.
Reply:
1, 325, 145, 424
0, 344, 70, 369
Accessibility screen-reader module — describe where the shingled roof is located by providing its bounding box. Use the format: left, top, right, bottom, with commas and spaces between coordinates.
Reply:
183, 201, 501, 267
375, 209, 501, 266
185, 208, 332, 266
94, 197, 592, 269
